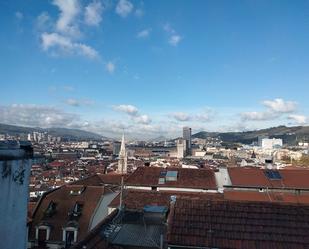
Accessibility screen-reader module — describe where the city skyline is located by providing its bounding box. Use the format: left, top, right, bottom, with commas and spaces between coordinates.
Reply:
1, 0, 309, 138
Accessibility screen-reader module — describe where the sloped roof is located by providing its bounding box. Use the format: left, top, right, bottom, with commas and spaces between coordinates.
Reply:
228, 167, 309, 189
29, 185, 106, 243
71, 173, 126, 187
125, 167, 217, 189
224, 190, 309, 204
109, 189, 223, 210
167, 197, 309, 249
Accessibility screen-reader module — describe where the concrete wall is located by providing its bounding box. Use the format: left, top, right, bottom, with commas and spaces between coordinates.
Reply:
0, 158, 32, 249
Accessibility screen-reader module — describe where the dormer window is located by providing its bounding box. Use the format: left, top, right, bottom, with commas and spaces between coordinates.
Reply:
68, 202, 83, 218
44, 201, 57, 217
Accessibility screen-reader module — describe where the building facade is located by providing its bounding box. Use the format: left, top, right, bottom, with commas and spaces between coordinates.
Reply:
0, 141, 33, 249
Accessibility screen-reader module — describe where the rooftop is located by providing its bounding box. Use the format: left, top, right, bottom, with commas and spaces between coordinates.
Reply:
29, 184, 107, 243
228, 167, 309, 189
167, 197, 309, 249
125, 167, 217, 190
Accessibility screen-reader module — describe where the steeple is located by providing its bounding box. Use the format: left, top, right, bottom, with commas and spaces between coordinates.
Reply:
117, 133, 127, 174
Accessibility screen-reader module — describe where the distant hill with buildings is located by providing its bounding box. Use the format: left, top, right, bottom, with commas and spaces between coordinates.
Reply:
0, 123, 104, 141
193, 125, 309, 145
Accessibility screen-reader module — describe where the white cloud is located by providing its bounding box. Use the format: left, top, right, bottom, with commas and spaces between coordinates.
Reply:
171, 112, 191, 122
195, 113, 211, 122
106, 61, 115, 73
137, 29, 151, 38
41, 32, 99, 59
112, 104, 152, 125
168, 35, 182, 46
0, 104, 80, 128
170, 111, 213, 122
241, 98, 298, 122
52, 0, 81, 38
262, 98, 297, 113
163, 23, 182, 46
116, 0, 133, 18
288, 114, 307, 124
85, 1, 103, 26
113, 104, 139, 116
241, 111, 279, 121
36, 12, 52, 30
133, 115, 152, 125
15, 11, 23, 20
66, 98, 80, 106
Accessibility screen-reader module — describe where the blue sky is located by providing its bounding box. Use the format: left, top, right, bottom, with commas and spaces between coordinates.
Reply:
0, 0, 309, 139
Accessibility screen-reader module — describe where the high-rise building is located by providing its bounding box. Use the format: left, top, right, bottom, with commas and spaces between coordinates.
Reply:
183, 127, 192, 156
117, 134, 127, 174
0, 140, 33, 249
113, 141, 121, 155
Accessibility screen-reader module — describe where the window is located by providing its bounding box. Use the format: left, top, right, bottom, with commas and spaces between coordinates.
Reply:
44, 201, 57, 217
166, 171, 178, 181
65, 231, 75, 247
35, 225, 51, 246
158, 178, 165, 184
265, 170, 282, 180
62, 227, 78, 247
68, 202, 83, 218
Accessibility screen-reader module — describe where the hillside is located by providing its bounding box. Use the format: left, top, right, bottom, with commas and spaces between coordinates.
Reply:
193, 125, 309, 145
0, 123, 104, 141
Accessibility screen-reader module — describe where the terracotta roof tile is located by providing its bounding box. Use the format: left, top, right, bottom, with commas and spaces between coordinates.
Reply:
125, 167, 217, 190
167, 197, 309, 249
228, 167, 309, 189
29, 185, 106, 243
109, 189, 223, 210
224, 190, 309, 204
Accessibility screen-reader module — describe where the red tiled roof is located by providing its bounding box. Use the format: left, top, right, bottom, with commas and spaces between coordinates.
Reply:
167, 197, 309, 249
29, 185, 106, 243
49, 161, 65, 167
125, 167, 217, 190
224, 190, 309, 204
228, 167, 309, 189
109, 189, 223, 210
71, 173, 127, 187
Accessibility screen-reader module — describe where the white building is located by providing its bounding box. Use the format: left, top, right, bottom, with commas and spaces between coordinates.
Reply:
176, 139, 186, 159
0, 141, 33, 249
261, 138, 283, 149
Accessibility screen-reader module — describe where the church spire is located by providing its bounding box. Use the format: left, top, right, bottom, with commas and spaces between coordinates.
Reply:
117, 133, 127, 174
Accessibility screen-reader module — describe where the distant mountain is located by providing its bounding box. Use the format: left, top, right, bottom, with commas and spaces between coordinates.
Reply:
193, 125, 309, 145
148, 136, 169, 142
0, 123, 105, 141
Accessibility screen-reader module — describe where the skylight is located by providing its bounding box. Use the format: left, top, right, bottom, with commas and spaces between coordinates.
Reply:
265, 170, 282, 180
166, 171, 178, 181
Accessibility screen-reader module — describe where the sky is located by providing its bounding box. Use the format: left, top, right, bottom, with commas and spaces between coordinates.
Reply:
0, 0, 309, 139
